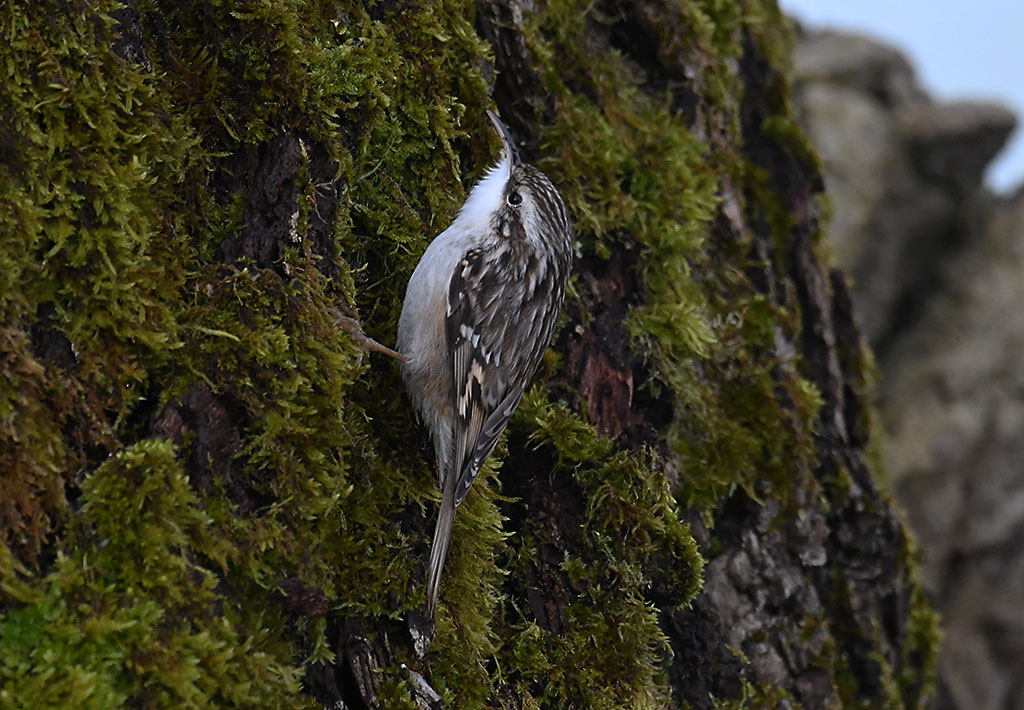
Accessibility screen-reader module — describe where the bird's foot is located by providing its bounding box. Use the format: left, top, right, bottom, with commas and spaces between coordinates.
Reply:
326, 307, 408, 363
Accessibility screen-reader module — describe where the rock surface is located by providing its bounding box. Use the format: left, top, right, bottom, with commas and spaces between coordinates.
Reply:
794, 30, 1016, 348
794, 26, 1023, 710
886, 192, 1024, 710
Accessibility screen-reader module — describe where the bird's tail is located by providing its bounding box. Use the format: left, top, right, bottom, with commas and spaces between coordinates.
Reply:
426, 484, 457, 621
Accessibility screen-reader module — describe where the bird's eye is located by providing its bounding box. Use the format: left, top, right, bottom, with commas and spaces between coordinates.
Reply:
507, 191, 523, 207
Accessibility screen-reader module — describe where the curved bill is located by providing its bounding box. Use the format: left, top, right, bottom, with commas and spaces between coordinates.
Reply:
486, 110, 521, 167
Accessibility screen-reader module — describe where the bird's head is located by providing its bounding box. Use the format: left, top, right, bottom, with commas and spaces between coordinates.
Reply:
456, 111, 570, 249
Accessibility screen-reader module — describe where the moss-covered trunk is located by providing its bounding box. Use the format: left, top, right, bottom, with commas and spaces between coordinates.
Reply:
0, 1, 938, 707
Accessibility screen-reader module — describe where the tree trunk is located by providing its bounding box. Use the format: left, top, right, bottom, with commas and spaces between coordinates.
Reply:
0, 1, 938, 708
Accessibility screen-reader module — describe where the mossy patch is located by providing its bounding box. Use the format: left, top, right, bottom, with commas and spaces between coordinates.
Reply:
0, 440, 311, 709
1, 0, 494, 704
491, 391, 702, 708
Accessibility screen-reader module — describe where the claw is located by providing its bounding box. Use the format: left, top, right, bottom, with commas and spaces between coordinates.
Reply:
326, 308, 408, 363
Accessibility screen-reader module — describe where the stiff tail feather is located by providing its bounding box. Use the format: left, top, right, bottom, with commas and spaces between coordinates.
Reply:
426, 483, 458, 620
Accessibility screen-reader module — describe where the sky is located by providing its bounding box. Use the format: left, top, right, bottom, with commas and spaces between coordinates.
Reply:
780, 0, 1024, 193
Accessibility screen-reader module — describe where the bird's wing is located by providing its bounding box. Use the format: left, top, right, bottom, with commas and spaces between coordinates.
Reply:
445, 247, 522, 505
455, 388, 524, 504
445, 241, 565, 505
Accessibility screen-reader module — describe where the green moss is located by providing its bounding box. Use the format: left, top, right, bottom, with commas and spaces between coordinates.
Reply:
0, 0, 196, 562
0, 440, 311, 709
710, 679, 798, 710
521, 0, 936, 706
520, 0, 827, 524
480, 391, 702, 707
900, 583, 941, 709
1, 0, 494, 704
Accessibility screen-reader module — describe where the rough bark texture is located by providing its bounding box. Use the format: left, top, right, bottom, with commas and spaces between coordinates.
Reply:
0, 2, 937, 709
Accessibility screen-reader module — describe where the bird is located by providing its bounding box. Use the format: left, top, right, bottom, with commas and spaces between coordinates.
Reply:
397, 110, 573, 626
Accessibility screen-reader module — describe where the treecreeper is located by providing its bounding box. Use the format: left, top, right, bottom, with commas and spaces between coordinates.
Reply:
397, 111, 573, 652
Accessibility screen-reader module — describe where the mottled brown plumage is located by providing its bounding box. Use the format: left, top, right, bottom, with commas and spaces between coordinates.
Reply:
397, 112, 573, 628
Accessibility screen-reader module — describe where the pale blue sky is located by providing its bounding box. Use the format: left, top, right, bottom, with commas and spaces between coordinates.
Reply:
781, 0, 1024, 192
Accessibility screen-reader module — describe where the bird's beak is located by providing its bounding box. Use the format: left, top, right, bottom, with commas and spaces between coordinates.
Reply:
486, 110, 521, 168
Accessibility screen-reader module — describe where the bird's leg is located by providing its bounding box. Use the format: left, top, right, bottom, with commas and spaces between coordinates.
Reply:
325, 307, 408, 363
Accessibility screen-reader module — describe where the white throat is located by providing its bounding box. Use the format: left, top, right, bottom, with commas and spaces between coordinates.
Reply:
454, 152, 510, 233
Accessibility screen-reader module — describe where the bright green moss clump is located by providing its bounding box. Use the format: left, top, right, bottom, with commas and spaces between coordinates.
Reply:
0, 440, 309, 709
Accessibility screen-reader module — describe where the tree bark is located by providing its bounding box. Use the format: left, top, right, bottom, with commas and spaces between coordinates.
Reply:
0, 1, 937, 708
